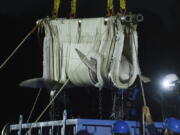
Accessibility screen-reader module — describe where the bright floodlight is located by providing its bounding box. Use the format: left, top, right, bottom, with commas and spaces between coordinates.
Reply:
161, 74, 179, 90
162, 79, 175, 89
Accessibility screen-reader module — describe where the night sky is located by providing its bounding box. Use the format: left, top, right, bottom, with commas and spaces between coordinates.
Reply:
0, 0, 180, 130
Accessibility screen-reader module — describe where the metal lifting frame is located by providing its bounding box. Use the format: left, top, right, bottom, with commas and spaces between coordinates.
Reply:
3, 110, 164, 135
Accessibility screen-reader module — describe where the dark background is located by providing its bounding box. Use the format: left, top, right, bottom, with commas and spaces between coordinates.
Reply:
0, 0, 180, 130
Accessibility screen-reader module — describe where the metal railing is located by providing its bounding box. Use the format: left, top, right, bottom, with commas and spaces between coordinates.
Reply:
2, 110, 163, 135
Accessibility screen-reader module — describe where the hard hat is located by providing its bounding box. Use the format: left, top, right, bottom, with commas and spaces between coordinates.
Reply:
112, 120, 130, 134
163, 74, 179, 85
162, 74, 179, 90
165, 117, 180, 133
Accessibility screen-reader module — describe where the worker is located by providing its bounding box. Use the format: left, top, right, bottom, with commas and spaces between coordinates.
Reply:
142, 106, 180, 135
112, 120, 130, 135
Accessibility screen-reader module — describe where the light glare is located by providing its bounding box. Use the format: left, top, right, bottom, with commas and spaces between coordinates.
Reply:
162, 79, 175, 90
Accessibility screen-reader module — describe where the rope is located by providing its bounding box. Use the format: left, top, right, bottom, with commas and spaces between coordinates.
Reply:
110, 91, 116, 119
0, 23, 40, 71
27, 88, 42, 123
131, 26, 146, 135
52, 0, 60, 18
25, 79, 70, 135
25, 39, 98, 135
121, 89, 124, 119
99, 89, 103, 119
160, 97, 165, 122
139, 77, 146, 105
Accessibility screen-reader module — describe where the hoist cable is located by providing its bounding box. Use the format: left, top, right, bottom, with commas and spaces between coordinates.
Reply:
121, 89, 124, 119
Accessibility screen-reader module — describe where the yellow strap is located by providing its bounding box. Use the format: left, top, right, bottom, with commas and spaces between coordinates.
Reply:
106, 0, 114, 16
52, 0, 60, 18
70, 0, 77, 17
107, 0, 114, 11
120, 0, 126, 11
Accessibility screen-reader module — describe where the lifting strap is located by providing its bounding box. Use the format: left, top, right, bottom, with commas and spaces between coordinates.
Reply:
107, 0, 114, 16
120, 0, 126, 14
52, 0, 60, 18
70, 0, 77, 18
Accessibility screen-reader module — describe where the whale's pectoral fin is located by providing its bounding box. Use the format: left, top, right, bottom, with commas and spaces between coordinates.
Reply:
75, 48, 97, 73
20, 78, 46, 88
19, 78, 62, 90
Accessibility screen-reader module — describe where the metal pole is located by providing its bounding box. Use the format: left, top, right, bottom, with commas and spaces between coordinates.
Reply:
61, 110, 67, 135
18, 115, 23, 135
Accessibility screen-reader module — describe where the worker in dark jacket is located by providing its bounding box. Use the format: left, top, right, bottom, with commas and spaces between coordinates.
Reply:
142, 106, 180, 135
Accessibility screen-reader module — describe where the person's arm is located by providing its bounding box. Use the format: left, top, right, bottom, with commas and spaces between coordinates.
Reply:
142, 106, 159, 135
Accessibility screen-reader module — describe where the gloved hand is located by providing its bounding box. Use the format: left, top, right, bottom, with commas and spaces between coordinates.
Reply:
142, 105, 153, 125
